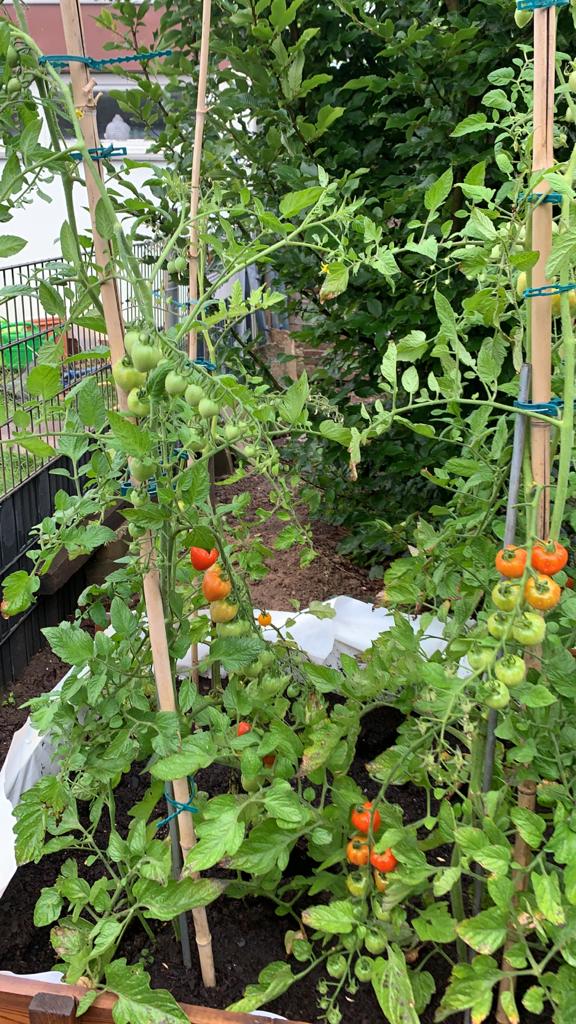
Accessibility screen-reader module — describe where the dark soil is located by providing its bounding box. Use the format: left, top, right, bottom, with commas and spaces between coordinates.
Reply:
0, 648, 65, 765
216, 475, 374, 610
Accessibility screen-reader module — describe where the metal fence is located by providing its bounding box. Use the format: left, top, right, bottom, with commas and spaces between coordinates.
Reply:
0, 242, 176, 498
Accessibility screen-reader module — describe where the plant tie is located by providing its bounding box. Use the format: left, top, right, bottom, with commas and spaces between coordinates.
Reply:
156, 780, 198, 829
39, 50, 173, 70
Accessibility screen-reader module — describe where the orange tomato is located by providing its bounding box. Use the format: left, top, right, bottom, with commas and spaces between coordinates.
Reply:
202, 565, 232, 601
347, 834, 371, 866
495, 545, 527, 579
524, 573, 561, 611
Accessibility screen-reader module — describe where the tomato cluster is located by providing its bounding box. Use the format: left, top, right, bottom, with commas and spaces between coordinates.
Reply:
345, 801, 397, 893
468, 540, 568, 709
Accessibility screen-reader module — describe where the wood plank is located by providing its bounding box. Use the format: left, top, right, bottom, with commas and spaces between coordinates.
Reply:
0, 975, 310, 1024
28, 992, 76, 1022
37, 504, 127, 595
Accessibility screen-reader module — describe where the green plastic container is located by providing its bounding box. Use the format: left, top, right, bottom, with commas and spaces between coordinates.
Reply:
0, 320, 55, 369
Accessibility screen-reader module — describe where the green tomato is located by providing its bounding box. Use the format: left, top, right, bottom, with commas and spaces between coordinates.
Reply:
467, 646, 494, 672
165, 371, 187, 396
487, 612, 509, 640
512, 612, 546, 646
112, 358, 147, 394
287, 682, 300, 698
6, 46, 19, 68
223, 423, 242, 442
364, 929, 386, 955
514, 7, 532, 27
494, 654, 525, 688
259, 649, 275, 669
175, 255, 188, 273
240, 774, 260, 793
217, 621, 246, 638
198, 398, 220, 418
492, 581, 522, 612
185, 384, 205, 407
569, 70, 576, 92
131, 339, 162, 372
6, 77, 20, 96
185, 433, 206, 453
303, 786, 316, 802
354, 956, 373, 983
127, 388, 150, 417
124, 329, 140, 356
128, 457, 156, 483
167, 260, 177, 275
371, 896, 391, 922
326, 954, 347, 980
483, 678, 510, 710
347, 871, 369, 898
128, 522, 145, 539
243, 444, 257, 458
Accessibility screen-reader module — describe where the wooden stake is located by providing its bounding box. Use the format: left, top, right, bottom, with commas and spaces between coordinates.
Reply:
57, 0, 215, 987
497, 9, 556, 1022
188, 0, 212, 360
58, 0, 125, 392
142, 535, 216, 986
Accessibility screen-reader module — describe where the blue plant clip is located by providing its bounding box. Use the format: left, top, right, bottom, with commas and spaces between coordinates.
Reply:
70, 145, 127, 162
519, 191, 564, 205
40, 49, 172, 71
523, 283, 576, 299
517, 0, 568, 8
513, 397, 563, 417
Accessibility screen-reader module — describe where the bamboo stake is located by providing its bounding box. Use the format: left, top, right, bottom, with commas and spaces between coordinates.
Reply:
57, 0, 215, 986
188, 0, 213, 687
188, 0, 212, 361
142, 535, 216, 987
58, 0, 125, 393
496, 10, 556, 1022
529, 5, 556, 538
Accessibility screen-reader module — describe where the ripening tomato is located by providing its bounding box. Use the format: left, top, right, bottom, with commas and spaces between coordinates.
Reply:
258, 611, 272, 627
190, 546, 219, 571
351, 801, 381, 835
202, 565, 232, 601
373, 869, 389, 893
347, 871, 369, 897
531, 540, 568, 575
525, 573, 561, 611
210, 600, 238, 623
262, 753, 276, 767
492, 581, 522, 612
495, 545, 527, 579
347, 834, 371, 866
370, 848, 397, 873
494, 654, 526, 688
512, 612, 546, 646
237, 721, 252, 736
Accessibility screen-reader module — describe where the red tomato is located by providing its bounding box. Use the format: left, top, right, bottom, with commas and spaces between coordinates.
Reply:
237, 721, 252, 736
263, 754, 276, 767
190, 546, 219, 571
531, 540, 568, 576
351, 801, 381, 834
370, 848, 398, 873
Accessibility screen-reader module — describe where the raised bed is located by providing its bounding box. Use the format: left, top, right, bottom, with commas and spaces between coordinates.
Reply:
0, 974, 308, 1023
